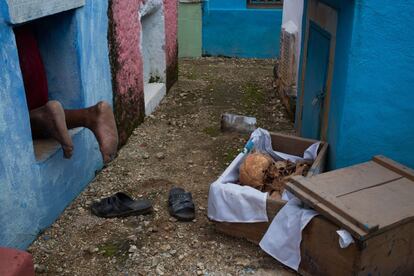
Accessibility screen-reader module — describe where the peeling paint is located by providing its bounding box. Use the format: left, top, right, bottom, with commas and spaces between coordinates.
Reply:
108, 0, 177, 144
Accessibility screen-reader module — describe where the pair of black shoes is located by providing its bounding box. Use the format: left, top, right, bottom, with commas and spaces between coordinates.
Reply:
91, 187, 195, 221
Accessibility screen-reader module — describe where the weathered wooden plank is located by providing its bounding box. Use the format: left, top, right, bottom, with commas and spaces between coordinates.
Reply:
339, 178, 414, 231
286, 157, 414, 240
359, 220, 414, 275
287, 178, 369, 239
214, 198, 286, 244
373, 155, 414, 182
308, 142, 328, 176
215, 210, 362, 275
292, 161, 401, 197
299, 216, 359, 276
269, 132, 320, 157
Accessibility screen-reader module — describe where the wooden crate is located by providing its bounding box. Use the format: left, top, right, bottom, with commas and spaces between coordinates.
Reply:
286, 156, 414, 275
213, 132, 328, 245
213, 137, 414, 274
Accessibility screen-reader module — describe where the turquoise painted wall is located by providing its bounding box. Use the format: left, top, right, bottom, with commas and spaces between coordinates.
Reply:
0, 1, 112, 249
297, 0, 414, 170
335, 0, 414, 169
316, 0, 355, 170
202, 0, 282, 58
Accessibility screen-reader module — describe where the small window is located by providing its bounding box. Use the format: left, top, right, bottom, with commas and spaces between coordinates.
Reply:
247, 0, 283, 8
14, 10, 84, 161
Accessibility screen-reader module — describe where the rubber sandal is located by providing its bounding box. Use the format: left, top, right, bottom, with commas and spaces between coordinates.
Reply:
168, 187, 195, 221
91, 192, 152, 218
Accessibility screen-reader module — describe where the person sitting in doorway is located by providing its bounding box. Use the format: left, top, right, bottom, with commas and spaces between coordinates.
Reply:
14, 25, 118, 164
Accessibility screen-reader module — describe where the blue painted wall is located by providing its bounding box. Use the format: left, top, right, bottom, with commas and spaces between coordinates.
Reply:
319, 0, 355, 170
36, 11, 84, 109
202, 0, 282, 58
334, 0, 414, 169
0, 0, 112, 249
297, 0, 414, 170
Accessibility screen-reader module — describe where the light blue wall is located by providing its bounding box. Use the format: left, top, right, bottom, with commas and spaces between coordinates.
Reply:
202, 0, 282, 58
297, 0, 414, 170
0, 0, 112, 249
334, 0, 414, 169
207, 0, 245, 10
317, 0, 356, 169
36, 11, 84, 109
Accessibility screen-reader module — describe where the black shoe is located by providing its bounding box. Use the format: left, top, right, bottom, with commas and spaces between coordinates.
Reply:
91, 192, 152, 218
168, 187, 195, 221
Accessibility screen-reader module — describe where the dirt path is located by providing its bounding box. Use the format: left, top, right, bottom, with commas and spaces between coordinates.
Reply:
29, 58, 296, 275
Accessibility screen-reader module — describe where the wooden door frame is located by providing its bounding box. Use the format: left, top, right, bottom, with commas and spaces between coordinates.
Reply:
297, 0, 337, 140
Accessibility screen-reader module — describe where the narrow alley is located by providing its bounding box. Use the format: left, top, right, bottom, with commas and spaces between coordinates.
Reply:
29, 58, 295, 275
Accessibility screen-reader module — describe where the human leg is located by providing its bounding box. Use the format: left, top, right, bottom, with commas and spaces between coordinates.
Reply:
14, 25, 75, 158
28, 100, 118, 163
64, 101, 118, 163
15, 24, 117, 163
29, 101, 74, 158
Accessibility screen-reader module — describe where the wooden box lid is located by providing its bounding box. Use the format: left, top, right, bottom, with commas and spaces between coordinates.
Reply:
286, 156, 414, 241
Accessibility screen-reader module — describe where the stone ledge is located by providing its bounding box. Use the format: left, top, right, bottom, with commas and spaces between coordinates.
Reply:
6, 0, 84, 24
33, 127, 83, 162
179, 0, 204, 3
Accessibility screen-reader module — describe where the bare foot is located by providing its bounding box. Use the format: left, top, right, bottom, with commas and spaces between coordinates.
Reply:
30, 101, 74, 158
86, 101, 118, 164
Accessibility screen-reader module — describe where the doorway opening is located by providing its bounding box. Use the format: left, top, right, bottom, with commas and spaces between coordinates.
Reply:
13, 10, 84, 161
297, 0, 338, 140
140, 2, 167, 115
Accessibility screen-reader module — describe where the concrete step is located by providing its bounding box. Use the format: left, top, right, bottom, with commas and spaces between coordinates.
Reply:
144, 82, 166, 116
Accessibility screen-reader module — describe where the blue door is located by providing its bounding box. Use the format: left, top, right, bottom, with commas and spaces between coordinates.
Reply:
301, 22, 331, 139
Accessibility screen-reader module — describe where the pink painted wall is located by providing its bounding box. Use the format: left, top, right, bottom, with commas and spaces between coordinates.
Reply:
163, 0, 178, 89
108, 0, 178, 145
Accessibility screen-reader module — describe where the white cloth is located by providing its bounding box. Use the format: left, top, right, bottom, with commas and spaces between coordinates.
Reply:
259, 196, 318, 271
249, 128, 319, 163
337, 229, 355, 248
208, 151, 269, 222
208, 181, 269, 222
207, 128, 320, 223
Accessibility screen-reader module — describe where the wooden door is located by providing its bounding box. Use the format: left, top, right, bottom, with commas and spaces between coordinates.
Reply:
301, 23, 331, 139
297, 0, 337, 140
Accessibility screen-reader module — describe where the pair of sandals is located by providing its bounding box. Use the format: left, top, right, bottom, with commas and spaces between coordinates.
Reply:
91, 187, 195, 221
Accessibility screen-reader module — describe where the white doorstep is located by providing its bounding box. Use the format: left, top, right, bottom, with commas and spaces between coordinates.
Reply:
144, 82, 166, 115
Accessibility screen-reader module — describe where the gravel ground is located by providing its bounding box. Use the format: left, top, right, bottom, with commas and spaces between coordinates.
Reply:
29, 57, 296, 275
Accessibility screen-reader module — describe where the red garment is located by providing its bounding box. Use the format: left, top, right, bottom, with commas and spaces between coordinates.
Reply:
14, 25, 48, 110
